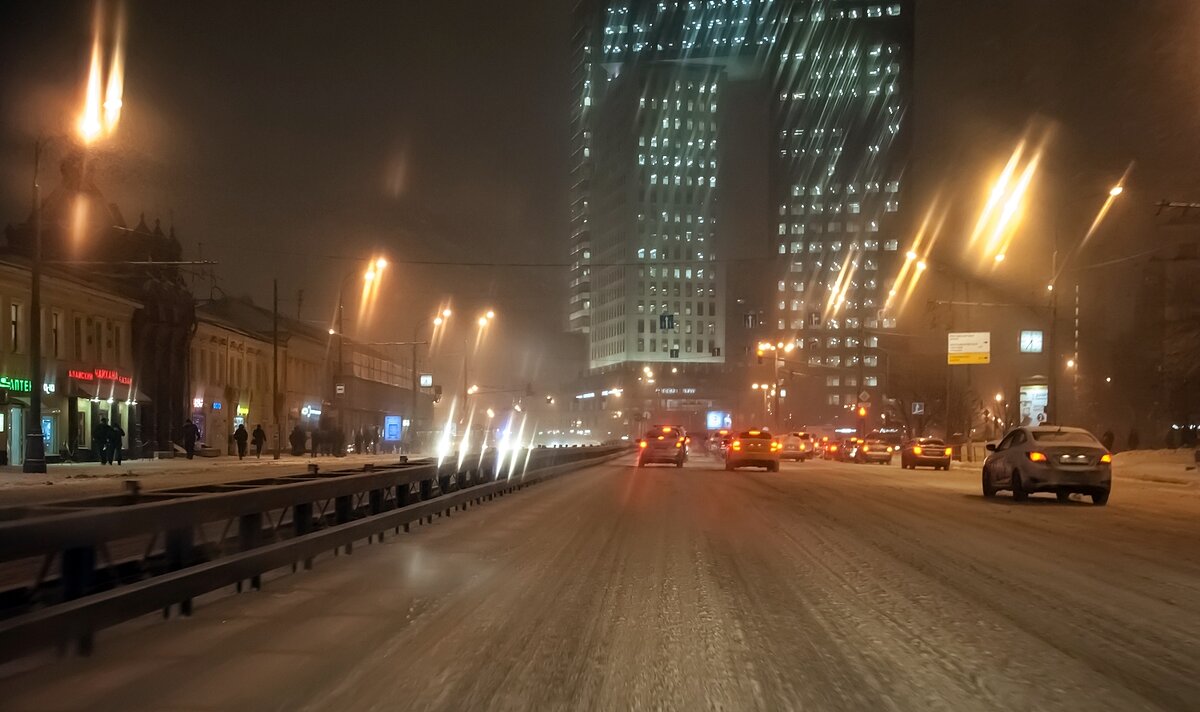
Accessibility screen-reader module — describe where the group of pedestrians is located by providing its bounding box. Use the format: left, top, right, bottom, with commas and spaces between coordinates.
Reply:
91, 417, 126, 465
232, 423, 268, 459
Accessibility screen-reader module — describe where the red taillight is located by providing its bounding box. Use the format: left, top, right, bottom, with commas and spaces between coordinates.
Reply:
1027, 451, 1048, 462
943, 447, 952, 456
1100, 453, 1112, 463
731, 440, 742, 451
912, 445, 923, 455
638, 441, 647, 449
862, 445, 870, 452
830, 445, 838, 452
770, 442, 781, 451
675, 440, 683, 448
799, 443, 807, 450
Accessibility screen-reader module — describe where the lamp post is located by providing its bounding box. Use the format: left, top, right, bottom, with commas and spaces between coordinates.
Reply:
1047, 183, 1124, 423
407, 308, 450, 450
461, 310, 495, 414
23, 139, 49, 473
332, 257, 387, 426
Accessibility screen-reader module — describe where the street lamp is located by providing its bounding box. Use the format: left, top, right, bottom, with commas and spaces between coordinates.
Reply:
1047, 181, 1125, 423
334, 256, 388, 425
24, 20, 126, 473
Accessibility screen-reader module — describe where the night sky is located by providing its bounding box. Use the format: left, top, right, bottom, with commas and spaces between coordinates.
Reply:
2, 1, 1199, 391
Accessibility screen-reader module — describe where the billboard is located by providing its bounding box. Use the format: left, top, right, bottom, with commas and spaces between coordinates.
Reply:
948, 332, 991, 365
383, 414, 403, 441
706, 411, 732, 430
1018, 384, 1049, 426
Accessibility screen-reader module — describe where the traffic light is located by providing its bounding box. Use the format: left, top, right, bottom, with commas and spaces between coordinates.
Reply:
756, 347, 765, 364
856, 405, 868, 418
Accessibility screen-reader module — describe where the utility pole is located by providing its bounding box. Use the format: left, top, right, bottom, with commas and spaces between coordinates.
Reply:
272, 278, 280, 460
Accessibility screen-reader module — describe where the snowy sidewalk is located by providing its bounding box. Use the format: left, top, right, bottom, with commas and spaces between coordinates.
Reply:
0, 452, 426, 507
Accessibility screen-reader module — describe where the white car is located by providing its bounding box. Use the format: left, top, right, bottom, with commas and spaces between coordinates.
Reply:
982, 426, 1112, 505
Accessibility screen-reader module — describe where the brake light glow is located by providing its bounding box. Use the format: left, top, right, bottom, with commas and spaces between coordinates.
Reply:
675, 441, 683, 448
862, 445, 870, 452
1027, 451, 1048, 462
799, 443, 807, 450
662, 426, 672, 433
943, 447, 952, 456
1100, 453, 1112, 463
912, 445, 923, 455
886, 446, 894, 453
731, 440, 742, 451
830, 445, 838, 452
770, 441, 781, 451
749, 430, 762, 436
657, 435, 665, 440
638, 441, 647, 449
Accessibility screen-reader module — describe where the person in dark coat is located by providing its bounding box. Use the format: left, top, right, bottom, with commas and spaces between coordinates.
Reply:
354, 428, 364, 456
109, 421, 125, 466
93, 417, 112, 465
311, 428, 321, 457
1100, 430, 1115, 452
234, 424, 249, 460
289, 425, 305, 456
182, 420, 199, 459
252, 424, 267, 458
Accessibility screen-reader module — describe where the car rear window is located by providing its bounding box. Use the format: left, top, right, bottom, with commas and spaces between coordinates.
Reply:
1031, 430, 1100, 445
645, 430, 676, 439
917, 439, 945, 446
738, 431, 771, 439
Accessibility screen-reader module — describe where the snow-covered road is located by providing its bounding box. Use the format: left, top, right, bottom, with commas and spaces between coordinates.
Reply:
3, 454, 1198, 711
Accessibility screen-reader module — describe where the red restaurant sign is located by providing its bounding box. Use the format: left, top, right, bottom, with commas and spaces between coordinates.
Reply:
69, 368, 132, 385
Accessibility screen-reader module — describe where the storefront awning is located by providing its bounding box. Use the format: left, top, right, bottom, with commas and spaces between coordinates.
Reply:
70, 381, 150, 403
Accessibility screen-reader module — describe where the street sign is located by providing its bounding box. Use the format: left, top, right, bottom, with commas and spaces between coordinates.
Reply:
419, 373, 433, 388
335, 383, 346, 395
659, 314, 676, 330
912, 401, 925, 415
947, 331, 991, 365
858, 390, 871, 402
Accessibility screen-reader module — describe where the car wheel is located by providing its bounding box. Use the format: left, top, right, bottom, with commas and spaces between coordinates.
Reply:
676, 458, 684, 468
1011, 470, 1029, 502
982, 469, 996, 498
637, 460, 645, 468
1056, 491, 1071, 503
769, 462, 780, 473
725, 462, 734, 471
1092, 489, 1110, 506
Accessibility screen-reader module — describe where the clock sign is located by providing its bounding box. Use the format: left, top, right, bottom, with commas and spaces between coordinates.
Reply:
1019, 330, 1044, 354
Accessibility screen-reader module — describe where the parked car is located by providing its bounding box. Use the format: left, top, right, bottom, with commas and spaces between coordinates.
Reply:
637, 426, 686, 467
852, 438, 894, 464
777, 431, 814, 461
982, 425, 1112, 505
900, 437, 952, 470
725, 429, 781, 472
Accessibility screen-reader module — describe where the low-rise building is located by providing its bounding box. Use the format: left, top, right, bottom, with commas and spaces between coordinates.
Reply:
0, 260, 139, 465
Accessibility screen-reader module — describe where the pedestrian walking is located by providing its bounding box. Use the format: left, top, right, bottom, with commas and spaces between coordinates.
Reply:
1100, 430, 1115, 452
182, 420, 199, 459
354, 428, 364, 455
234, 423, 249, 460
311, 428, 321, 458
92, 417, 112, 465
252, 424, 267, 458
109, 421, 125, 465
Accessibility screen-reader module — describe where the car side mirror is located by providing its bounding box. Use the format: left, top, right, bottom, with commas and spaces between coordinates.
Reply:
985, 443, 998, 452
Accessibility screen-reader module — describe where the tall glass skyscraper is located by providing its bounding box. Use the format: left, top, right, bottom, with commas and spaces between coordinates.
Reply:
570, 0, 911, 421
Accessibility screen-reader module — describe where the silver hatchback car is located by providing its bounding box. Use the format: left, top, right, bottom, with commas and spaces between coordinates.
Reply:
982, 426, 1112, 505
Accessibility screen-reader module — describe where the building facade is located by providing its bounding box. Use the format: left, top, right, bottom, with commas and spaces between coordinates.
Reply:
571, 0, 912, 425
0, 260, 139, 465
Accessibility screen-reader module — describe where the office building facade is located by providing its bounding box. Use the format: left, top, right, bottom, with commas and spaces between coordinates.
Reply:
571, 0, 912, 423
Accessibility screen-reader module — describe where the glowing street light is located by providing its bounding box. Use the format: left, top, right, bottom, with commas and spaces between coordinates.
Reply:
442, 308, 453, 318
995, 392, 1004, 403
468, 384, 480, 395
1108, 185, 1124, 197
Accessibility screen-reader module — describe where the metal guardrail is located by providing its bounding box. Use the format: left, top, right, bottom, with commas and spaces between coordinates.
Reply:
0, 444, 627, 661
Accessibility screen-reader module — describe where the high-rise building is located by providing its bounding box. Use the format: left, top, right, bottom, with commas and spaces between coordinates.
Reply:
569, 0, 912, 427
